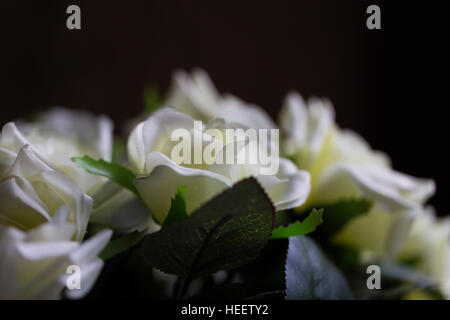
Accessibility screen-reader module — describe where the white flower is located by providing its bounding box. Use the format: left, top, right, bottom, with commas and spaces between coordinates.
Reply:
16, 108, 114, 194
166, 69, 276, 129
279, 92, 435, 256
0, 221, 111, 300
2, 109, 139, 233
0, 123, 92, 241
0, 120, 112, 299
398, 208, 450, 299
127, 108, 310, 224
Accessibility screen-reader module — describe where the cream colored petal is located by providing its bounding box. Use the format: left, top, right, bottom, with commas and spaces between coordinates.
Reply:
26, 222, 75, 242
332, 206, 400, 255
305, 96, 335, 157
279, 92, 335, 167
0, 122, 30, 153
314, 163, 434, 257
69, 229, 112, 263
313, 163, 435, 211
5, 144, 53, 179
168, 69, 275, 129
38, 170, 92, 242
0, 123, 51, 169
0, 226, 27, 299
0, 176, 51, 229
191, 68, 221, 103
279, 91, 308, 156
208, 140, 259, 182
0, 147, 17, 176
49, 153, 107, 195
16, 240, 79, 260
127, 108, 196, 173
399, 208, 450, 298
1, 145, 92, 241
134, 152, 231, 224
256, 159, 311, 211
219, 94, 276, 129
333, 129, 391, 167
166, 69, 219, 121
0, 225, 111, 299
23, 107, 114, 161
385, 212, 416, 257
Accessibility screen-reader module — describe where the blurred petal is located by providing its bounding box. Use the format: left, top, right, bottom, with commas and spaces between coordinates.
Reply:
167, 69, 276, 129
21, 108, 114, 161
279, 92, 308, 156
280, 92, 335, 163
313, 163, 435, 211
0, 224, 111, 299
0, 122, 30, 154
26, 222, 75, 242
256, 159, 311, 210
333, 206, 399, 255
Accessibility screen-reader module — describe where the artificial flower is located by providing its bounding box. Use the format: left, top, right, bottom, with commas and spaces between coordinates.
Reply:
0, 221, 111, 299
166, 69, 276, 129
279, 92, 435, 256
0, 123, 92, 241
127, 108, 310, 224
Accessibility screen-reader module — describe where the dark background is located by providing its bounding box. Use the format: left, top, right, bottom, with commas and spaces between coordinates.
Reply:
1, 1, 448, 212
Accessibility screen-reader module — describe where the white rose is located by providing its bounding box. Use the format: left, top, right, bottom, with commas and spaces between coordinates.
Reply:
16, 108, 114, 194
166, 69, 276, 129
279, 92, 435, 256
0, 121, 112, 299
0, 221, 111, 299
9, 108, 140, 233
127, 108, 310, 224
0, 123, 92, 241
398, 207, 450, 299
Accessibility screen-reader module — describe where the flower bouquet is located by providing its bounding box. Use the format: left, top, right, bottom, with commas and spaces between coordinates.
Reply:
0, 69, 445, 300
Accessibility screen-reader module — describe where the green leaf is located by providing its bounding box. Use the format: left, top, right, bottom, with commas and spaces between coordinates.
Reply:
141, 177, 275, 280
143, 85, 160, 114
99, 230, 147, 261
271, 208, 323, 239
319, 198, 372, 235
273, 210, 291, 228
285, 236, 353, 300
72, 155, 139, 196
163, 186, 188, 227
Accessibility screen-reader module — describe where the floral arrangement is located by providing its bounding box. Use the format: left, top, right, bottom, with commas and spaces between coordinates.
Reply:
0, 69, 446, 300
